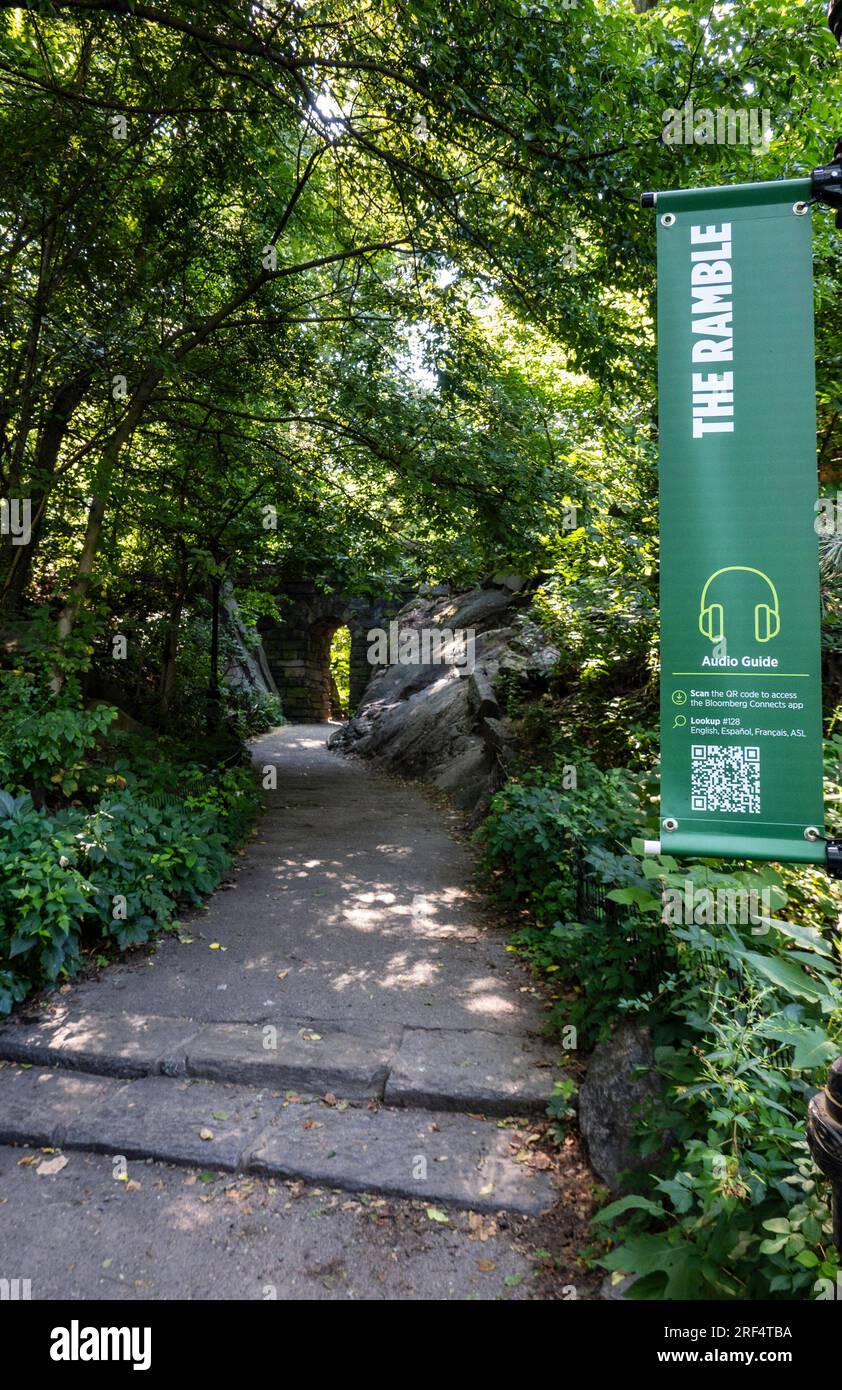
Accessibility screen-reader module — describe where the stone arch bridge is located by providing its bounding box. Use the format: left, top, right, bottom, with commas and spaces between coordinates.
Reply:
252, 579, 404, 722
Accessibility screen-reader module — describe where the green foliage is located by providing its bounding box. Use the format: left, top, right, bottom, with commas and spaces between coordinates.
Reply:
480, 747, 842, 1300
0, 790, 94, 983
595, 988, 840, 1300
0, 670, 117, 796
0, 729, 261, 1011
0, 0, 840, 1307
329, 627, 351, 712
478, 756, 660, 1043
3, 0, 838, 655
223, 685, 284, 738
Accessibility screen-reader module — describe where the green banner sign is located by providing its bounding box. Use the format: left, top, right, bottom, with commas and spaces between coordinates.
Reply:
653, 178, 825, 864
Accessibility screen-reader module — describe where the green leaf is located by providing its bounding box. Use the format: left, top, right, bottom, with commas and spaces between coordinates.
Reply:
592, 1194, 666, 1225
737, 950, 830, 1005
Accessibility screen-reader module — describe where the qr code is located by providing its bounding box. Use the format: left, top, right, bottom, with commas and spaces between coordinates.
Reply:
690, 744, 760, 815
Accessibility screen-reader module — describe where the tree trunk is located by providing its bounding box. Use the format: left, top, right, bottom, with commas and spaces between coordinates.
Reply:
207, 572, 222, 732
49, 368, 162, 690
0, 370, 92, 612
158, 566, 188, 722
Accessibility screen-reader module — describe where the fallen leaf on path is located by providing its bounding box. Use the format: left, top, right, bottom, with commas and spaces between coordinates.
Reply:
426, 1207, 449, 1223
467, 1213, 498, 1241
477, 1259, 496, 1273
225, 1180, 254, 1201
36, 1155, 67, 1176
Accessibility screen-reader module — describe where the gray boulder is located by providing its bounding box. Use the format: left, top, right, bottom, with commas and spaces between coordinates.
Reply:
329, 581, 558, 820
578, 1020, 664, 1191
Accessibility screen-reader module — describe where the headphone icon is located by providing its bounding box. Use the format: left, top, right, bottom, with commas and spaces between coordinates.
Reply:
698, 567, 780, 644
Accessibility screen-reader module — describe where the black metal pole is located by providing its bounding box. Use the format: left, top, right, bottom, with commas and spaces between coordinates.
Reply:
807, 1059, 842, 1254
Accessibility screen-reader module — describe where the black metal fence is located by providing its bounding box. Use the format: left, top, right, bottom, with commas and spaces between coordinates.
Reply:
574, 849, 667, 993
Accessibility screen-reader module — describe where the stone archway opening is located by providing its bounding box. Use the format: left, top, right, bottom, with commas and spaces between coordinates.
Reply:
259, 578, 408, 723
306, 617, 346, 723
328, 624, 351, 720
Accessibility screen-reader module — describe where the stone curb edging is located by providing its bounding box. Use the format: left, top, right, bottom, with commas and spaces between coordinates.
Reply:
0, 1065, 555, 1216
0, 1014, 557, 1115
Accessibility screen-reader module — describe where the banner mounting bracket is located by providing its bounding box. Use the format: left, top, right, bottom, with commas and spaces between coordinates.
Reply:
811, 140, 842, 226
826, 839, 842, 878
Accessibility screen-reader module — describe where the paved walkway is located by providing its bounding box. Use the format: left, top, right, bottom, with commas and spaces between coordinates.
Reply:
0, 727, 587, 1298
61, 724, 548, 1034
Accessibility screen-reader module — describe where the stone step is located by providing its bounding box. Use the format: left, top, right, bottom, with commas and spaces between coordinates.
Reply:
384, 1027, 555, 1115
0, 1063, 555, 1216
0, 1012, 556, 1114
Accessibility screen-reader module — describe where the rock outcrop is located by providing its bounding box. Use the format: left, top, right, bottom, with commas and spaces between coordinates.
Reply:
222, 588, 280, 703
578, 1020, 665, 1191
329, 580, 559, 819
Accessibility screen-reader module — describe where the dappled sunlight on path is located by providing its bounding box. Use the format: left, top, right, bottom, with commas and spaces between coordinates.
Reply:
53, 724, 543, 1035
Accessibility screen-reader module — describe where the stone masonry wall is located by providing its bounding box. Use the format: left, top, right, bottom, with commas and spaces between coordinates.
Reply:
258, 580, 404, 722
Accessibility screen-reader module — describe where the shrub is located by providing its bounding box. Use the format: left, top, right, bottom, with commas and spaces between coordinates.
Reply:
0, 757, 260, 1010
223, 683, 284, 737
479, 746, 842, 1299
0, 669, 117, 797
